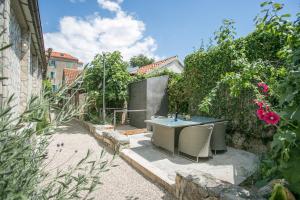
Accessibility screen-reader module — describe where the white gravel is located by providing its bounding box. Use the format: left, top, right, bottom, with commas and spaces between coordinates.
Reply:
45, 120, 174, 200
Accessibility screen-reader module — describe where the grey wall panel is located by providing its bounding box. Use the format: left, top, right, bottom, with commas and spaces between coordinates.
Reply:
128, 79, 147, 128
128, 75, 169, 128
146, 76, 169, 119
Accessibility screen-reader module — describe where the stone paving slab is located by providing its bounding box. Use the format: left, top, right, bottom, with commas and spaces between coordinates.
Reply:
122, 132, 259, 186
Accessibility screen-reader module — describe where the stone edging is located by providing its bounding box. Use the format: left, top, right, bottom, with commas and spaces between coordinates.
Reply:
73, 119, 129, 152
175, 170, 265, 200
120, 149, 176, 196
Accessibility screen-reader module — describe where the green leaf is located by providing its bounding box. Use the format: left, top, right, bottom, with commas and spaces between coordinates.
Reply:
281, 14, 291, 18
0, 44, 12, 51
0, 76, 8, 80
273, 3, 283, 11
260, 1, 270, 7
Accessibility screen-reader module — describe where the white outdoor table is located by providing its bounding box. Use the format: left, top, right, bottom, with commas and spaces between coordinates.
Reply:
145, 116, 223, 154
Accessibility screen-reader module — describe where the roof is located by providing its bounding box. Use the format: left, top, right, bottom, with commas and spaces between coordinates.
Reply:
127, 67, 139, 74
50, 51, 79, 62
63, 68, 82, 85
22, 0, 47, 75
134, 56, 179, 75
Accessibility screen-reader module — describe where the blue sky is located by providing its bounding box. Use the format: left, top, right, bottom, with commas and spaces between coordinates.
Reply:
40, 0, 299, 63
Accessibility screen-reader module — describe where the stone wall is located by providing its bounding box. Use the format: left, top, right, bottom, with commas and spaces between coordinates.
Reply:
20, 31, 32, 111
228, 132, 269, 155
0, 0, 43, 115
175, 170, 265, 200
1, 1, 22, 114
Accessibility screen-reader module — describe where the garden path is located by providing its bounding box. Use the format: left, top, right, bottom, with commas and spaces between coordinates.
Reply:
45, 120, 174, 200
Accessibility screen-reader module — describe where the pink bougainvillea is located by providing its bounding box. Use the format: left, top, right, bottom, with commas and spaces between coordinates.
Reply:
258, 82, 269, 93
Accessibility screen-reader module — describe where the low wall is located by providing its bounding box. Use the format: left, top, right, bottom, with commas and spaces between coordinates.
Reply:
176, 170, 265, 200
73, 119, 129, 152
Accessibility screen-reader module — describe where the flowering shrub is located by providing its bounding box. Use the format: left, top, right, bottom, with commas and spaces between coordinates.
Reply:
183, 17, 286, 141
185, 1, 300, 196
257, 82, 269, 93
254, 83, 280, 125
254, 1, 300, 196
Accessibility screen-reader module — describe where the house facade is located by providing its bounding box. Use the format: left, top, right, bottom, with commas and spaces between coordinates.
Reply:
62, 68, 84, 107
47, 51, 83, 91
129, 56, 184, 75
0, 0, 46, 114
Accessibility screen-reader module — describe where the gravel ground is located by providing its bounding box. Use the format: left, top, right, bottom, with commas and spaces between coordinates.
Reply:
45, 120, 174, 200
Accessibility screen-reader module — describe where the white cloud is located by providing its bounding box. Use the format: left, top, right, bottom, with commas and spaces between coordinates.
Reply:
97, 0, 123, 12
44, 0, 158, 63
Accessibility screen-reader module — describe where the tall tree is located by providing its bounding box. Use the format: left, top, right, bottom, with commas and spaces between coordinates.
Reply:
84, 51, 132, 108
129, 54, 155, 68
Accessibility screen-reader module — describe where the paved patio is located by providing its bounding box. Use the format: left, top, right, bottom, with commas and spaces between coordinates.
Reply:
119, 129, 259, 187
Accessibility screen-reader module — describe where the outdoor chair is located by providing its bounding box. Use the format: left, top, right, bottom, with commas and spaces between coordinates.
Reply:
151, 125, 175, 154
210, 121, 228, 154
178, 124, 214, 161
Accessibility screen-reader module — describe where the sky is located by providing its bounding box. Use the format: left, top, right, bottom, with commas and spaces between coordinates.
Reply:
39, 0, 299, 63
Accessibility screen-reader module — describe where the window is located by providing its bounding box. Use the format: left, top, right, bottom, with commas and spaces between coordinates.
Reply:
49, 59, 56, 67
52, 85, 57, 92
66, 62, 73, 68
50, 71, 55, 79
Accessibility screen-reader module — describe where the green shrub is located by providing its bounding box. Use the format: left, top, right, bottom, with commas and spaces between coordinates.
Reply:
184, 1, 300, 196
83, 51, 132, 124
182, 24, 286, 140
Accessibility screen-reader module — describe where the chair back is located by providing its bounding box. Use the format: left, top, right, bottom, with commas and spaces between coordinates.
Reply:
211, 121, 228, 151
179, 124, 214, 158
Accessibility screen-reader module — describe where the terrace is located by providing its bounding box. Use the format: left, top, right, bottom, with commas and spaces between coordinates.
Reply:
77, 118, 260, 199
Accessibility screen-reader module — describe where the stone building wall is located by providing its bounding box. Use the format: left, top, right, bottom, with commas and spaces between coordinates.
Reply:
0, 0, 44, 115
0, 0, 22, 114
32, 55, 42, 95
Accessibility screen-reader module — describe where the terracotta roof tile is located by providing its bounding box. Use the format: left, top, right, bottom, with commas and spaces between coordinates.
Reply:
51, 51, 79, 62
135, 56, 178, 75
63, 68, 82, 85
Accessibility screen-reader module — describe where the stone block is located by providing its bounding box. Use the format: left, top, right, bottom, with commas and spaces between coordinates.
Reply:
176, 170, 231, 200
76, 119, 130, 152
175, 170, 264, 200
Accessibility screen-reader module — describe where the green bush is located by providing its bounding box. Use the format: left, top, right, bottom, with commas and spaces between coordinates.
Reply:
180, 1, 300, 196
83, 51, 132, 124
256, 2, 300, 195
182, 22, 286, 139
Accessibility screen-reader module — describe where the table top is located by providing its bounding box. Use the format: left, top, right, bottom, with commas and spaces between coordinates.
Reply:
145, 116, 223, 128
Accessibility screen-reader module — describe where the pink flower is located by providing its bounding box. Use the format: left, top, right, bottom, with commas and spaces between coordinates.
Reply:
254, 100, 264, 109
258, 82, 269, 93
263, 111, 280, 125
256, 108, 265, 120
